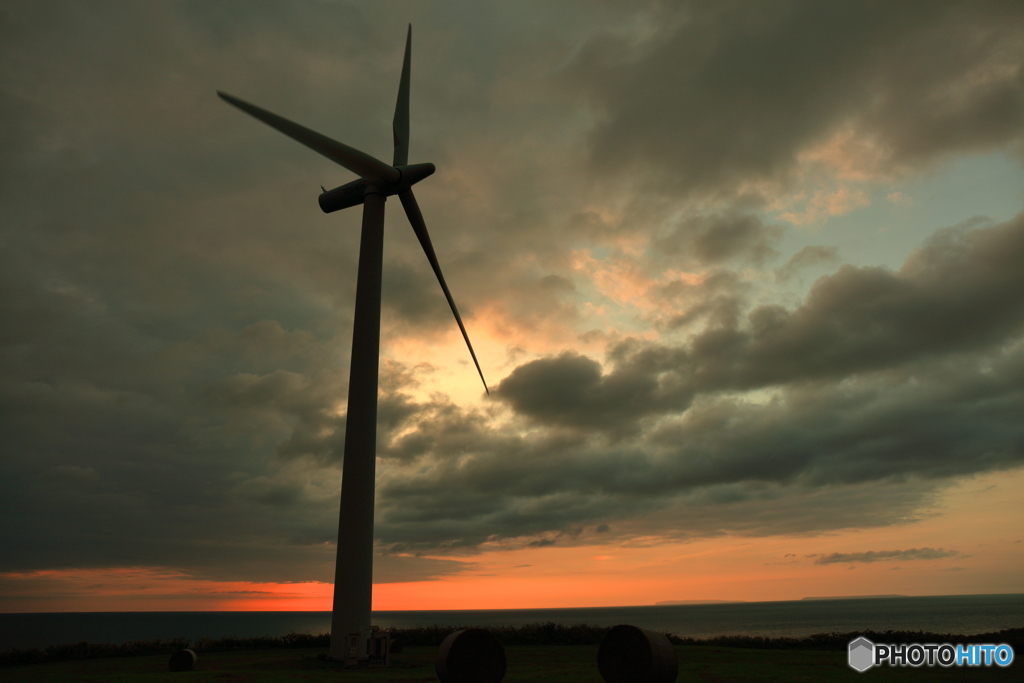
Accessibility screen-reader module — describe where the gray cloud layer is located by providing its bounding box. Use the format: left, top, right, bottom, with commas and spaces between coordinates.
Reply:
814, 548, 960, 565
2, 1, 1023, 586
568, 0, 1024, 196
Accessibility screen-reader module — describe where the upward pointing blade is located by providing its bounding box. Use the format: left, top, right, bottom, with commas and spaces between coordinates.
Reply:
399, 188, 489, 395
392, 24, 411, 167
217, 91, 398, 183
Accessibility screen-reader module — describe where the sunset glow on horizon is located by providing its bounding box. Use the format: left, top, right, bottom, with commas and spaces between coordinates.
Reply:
3, 469, 1020, 613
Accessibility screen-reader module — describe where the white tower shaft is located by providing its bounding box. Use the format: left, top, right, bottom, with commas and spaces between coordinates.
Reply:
329, 189, 386, 660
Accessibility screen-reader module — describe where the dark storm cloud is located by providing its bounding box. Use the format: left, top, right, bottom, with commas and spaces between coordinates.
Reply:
654, 269, 749, 332
497, 212, 1024, 438
493, 351, 690, 435
613, 212, 1024, 395
0, 0, 389, 583
567, 0, 1024, 195
814, 548, 960, 564
369, 335, 1024, 553
656, 213, 781, 265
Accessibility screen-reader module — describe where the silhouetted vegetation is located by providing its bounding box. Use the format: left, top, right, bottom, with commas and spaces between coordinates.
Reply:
668, 627, 1024, 652
3, 622, 1021, 666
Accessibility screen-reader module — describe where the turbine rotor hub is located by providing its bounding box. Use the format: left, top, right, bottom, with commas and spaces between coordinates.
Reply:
319, 162, 436, 213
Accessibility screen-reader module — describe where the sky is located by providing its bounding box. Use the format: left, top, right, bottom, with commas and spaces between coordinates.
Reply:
2, 0, 1024, 613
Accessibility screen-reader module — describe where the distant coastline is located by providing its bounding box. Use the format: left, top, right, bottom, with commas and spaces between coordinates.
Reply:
799, 594, 908, 601
655, 600, 746, 605
655, 594, 910, 605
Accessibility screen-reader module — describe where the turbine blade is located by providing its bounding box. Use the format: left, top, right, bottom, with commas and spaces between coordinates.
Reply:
217, 91, 398, 182
399, 188, 489, 395
392, 24, 411, 167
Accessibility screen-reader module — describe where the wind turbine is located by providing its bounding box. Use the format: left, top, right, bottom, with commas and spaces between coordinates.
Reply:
218, 25, 487, 661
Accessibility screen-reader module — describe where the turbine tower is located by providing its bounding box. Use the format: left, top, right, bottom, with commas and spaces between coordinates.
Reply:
218, 25, 487, 661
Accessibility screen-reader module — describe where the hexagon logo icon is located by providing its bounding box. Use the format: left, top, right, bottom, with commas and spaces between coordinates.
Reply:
848, 637, 874, 672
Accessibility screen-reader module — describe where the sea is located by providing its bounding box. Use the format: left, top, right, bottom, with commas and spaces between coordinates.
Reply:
1, 594, 1021, 652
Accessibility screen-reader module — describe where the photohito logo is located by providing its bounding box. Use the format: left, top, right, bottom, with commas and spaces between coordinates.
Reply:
848, 636, 1015, 672
848, 637, 874, 672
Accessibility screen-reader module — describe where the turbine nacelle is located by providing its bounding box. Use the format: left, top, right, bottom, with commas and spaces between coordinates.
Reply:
319, 162, 436, 214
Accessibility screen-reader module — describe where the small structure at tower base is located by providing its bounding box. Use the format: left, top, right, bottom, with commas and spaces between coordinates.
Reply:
341, 626, 391, 667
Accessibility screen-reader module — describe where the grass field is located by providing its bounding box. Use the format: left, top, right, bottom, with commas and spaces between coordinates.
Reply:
2, 644, 1020, 682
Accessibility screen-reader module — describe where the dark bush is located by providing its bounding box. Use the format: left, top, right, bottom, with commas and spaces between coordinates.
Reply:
669, 627, 1024, 652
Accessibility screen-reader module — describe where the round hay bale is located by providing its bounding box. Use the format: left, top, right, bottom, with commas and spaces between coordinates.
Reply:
168, 648, 197, 672
597, 624, 677, 683
436, 628, 506, 683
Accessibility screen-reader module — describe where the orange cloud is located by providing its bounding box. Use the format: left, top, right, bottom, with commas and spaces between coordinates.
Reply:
767, 126, 904, 227
798, 127, 894, 183
777, 185, 870, 226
